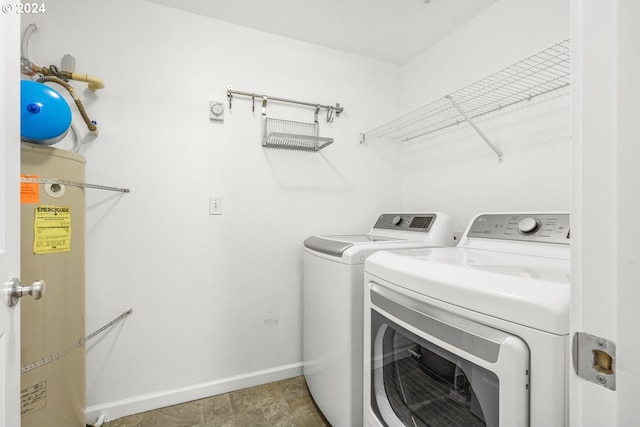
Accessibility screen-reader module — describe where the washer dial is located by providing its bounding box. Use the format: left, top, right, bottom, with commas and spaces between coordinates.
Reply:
518, 217, 540, 235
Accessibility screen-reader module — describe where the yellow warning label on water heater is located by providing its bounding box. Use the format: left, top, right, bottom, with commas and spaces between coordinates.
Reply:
33, 205, 71, 254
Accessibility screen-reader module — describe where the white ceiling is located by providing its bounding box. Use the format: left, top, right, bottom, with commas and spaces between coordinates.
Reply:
146, 0, 499, 66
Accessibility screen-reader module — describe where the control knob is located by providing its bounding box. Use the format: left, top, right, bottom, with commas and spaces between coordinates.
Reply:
391, 215, 403, 226
518, 217, 540, 235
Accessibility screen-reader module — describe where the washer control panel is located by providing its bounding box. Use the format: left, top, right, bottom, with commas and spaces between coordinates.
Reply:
468, 213, 570, 244
372, 213, 436, 232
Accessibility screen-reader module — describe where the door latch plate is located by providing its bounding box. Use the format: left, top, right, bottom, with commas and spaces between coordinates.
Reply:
573, 332, 616, 390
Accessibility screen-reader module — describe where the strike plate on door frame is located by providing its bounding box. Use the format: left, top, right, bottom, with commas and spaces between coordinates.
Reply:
573, 332, 616, 391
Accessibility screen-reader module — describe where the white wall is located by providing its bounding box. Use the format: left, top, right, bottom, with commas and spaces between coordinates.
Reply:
22, 0, 402, 420
399, 0, 571, 232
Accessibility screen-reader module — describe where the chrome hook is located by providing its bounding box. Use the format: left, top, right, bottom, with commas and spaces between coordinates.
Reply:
261, 96, 268, 118
326, 106, 335, 123
227, 90, 233, 111
314, 105, 320, 125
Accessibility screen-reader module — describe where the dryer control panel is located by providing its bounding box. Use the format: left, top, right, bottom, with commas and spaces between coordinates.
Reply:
468, 213, 570, 244
372, 213, 435, 232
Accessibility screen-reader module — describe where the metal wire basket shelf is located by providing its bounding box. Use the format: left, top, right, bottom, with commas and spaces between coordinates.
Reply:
263, 117, 334, 152
361, 39, 571, 161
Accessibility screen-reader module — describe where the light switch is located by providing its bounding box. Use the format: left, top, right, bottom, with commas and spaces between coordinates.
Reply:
209, 196, 222, 215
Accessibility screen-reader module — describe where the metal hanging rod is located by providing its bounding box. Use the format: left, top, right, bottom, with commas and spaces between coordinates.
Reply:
227, 85, 343, 121
21, 177, 130, 193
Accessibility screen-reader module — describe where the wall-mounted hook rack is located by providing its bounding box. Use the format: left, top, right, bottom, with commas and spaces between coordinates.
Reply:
227, 86, 343, 122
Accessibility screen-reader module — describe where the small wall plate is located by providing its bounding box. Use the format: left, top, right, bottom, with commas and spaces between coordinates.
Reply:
209, 101, 225, 123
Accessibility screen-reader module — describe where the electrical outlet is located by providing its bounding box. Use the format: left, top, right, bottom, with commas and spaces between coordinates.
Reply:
209, 196, 222, 215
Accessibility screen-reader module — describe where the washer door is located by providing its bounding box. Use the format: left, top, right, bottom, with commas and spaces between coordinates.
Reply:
368, 284, 530, 427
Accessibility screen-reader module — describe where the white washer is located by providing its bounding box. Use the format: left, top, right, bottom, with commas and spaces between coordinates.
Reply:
364, 213, 571, 427
303, 213, 454, 427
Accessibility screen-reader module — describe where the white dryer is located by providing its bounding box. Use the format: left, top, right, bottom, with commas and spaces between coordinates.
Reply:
364, 213, 571, 427
303, 213, 454, 427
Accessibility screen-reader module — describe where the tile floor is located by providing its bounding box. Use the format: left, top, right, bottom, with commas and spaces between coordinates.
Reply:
101, 376, 332, 427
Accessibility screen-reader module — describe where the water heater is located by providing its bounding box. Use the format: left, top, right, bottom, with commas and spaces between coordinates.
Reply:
20, 143, 86, 427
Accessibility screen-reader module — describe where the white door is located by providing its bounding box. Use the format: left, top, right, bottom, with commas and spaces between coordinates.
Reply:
1, 11, 22, 427
571, 0, 640, 425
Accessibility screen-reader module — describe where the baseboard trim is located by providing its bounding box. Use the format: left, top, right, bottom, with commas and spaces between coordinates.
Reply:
85, 363, 303, 425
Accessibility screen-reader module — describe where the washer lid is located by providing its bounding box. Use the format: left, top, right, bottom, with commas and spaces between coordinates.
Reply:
303, 235, 401, 257
366, 247, 570, 334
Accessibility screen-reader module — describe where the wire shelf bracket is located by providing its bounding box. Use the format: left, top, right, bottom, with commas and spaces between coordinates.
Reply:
21, 177, 130, 193
447, 95, 503, 162
361, 39, 571, 162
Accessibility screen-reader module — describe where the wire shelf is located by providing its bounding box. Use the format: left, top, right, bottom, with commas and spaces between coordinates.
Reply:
263, 117, 334, 152
362, 39, 571, 147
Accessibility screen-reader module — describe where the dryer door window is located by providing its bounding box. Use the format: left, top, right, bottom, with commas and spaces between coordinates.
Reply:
371, 315, 497, 426
368, 284, 530, 427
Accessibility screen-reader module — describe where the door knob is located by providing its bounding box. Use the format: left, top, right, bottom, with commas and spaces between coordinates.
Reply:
5, 277, 45, 307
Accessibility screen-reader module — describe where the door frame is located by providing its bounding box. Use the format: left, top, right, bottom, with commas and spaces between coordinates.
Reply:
570, 0, 640, 425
